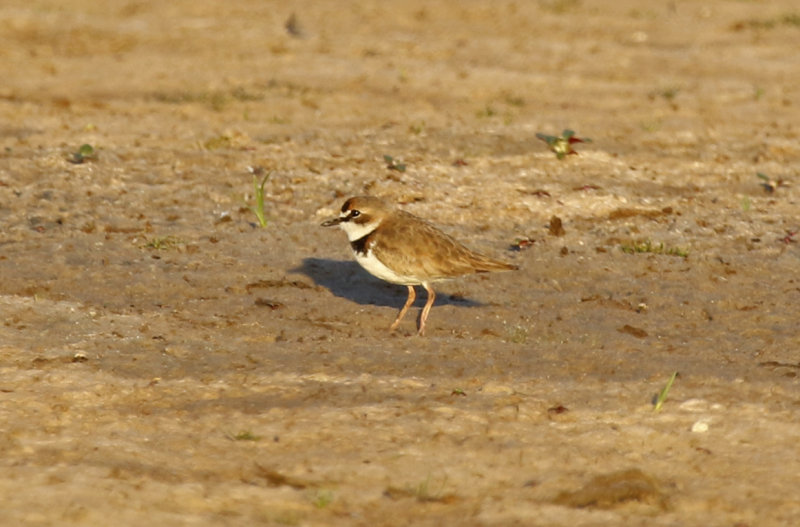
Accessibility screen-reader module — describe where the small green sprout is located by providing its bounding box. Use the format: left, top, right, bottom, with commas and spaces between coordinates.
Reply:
383, 155, 406, 172
310, 490, 333, 509
68, 144, 97, 164
143, 236, 183, 250
757, 172, 789, 193
476, 105, 497, 118
384, 474, 455, 504
226, 430, 261, 441
247, 166, 272, 227
504, 94, 525, 107
536, 129, 591, 159
653, 371, 679, 412
408, 121, 425, 135
620, 240, 689, 258
733, 13, 800, 31
505, 324, 529, 344
413, 474, 449, 502
649, 86, 680, 102
203, 135, 231, 150
541, 0, 582, 14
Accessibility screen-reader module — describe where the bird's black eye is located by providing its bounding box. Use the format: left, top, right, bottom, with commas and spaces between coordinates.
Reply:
350, 210, 361, 218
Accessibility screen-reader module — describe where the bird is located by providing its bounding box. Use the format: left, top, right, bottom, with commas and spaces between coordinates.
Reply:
321, 196, 518, 335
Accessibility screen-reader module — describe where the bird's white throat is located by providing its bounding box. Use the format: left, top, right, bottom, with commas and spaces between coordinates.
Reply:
339, 216, 380, 242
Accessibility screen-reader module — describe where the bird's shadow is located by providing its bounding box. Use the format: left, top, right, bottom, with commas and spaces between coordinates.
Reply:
291, 257, 482, 308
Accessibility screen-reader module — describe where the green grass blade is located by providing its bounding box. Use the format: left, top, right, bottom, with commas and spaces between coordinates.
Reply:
653, 371, 679, 412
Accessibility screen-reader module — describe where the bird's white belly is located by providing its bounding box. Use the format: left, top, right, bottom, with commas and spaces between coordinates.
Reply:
354, 249, 420, 286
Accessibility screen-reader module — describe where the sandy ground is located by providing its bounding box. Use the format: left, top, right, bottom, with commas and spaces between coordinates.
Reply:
1, 0, 799, 525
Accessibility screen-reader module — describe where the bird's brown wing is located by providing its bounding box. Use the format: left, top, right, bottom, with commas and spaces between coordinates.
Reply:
372, 211, 516, 281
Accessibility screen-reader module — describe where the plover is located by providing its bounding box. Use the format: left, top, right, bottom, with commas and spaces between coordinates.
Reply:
322, 196, 517, 335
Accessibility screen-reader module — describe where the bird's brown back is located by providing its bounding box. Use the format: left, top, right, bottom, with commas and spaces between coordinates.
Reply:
372, 210, 517, 281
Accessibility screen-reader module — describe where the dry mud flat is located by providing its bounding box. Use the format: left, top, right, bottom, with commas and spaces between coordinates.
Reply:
1, 1, 799, 525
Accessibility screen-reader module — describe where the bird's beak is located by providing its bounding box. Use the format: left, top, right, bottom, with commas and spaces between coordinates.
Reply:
321, 217, 341, 227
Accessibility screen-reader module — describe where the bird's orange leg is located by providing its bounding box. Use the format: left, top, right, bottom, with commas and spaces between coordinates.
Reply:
390, 285, 416, 332
418, 283, 436, 336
